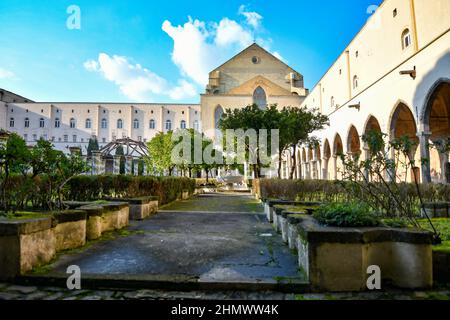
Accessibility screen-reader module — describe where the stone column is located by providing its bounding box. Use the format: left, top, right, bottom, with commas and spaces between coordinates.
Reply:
133, 159, 139, 176
113, 155, 121, 175
91, 151, 101, 176
244, 161, 248, 182
142, 162, 147, 176
363, 147, 370, 181
322, 157, 328, 180
332, 155, 338, 180
125, 156, 133, 175
417, 131, 431, 183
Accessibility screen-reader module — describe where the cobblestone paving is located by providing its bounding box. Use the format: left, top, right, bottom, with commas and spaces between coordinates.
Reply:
1, 283, 450, 300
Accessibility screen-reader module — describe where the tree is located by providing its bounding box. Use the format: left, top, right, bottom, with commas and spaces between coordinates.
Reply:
115, 144, 125, 174
87, 137, 99, 157
278, 107, 329, 179
146, 131, 175, 176
219, 104, 266, 178
0, 133, 30, 212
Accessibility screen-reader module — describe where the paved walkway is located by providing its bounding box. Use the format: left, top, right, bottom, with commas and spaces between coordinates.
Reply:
25, 194, 304, 287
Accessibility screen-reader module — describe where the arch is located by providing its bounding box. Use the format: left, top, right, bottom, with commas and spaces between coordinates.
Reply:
117, 118, 123, 129
347, 125, 361, 156
253, 86, 267, 109
165, 119, 172, 131
401, 28, 412, 50
389, 102, 420, 182
363, 115, 382, 135
333, 133, 344, 156
323, 139, 332, 180
422, 80, 450, 183
101, 118, 108, 129
214, 105, 224, 129
353, 75, 359, 89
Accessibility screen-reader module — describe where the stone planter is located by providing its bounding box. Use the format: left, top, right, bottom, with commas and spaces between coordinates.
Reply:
422, 202, 449, 218
79, 202, 129, 240
103, 196, 159, 220
182, 190, 190, 200
287, 215, 303, 250
296, 215, 433, 291
264, 199, 320, 223
433, 250, 450, 284
52, 210, 87, 252
0, 217, 55, 280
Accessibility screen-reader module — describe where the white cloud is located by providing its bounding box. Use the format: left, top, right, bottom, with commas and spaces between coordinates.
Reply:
162, 6, 281, 87
238, 5, 263, 29
0, 68, 15, 79
84, 53, 197, 101
215, 18, 253, 47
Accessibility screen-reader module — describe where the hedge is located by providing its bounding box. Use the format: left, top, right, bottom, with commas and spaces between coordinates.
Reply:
255, 178, 450, 204
66, 175, 196, 205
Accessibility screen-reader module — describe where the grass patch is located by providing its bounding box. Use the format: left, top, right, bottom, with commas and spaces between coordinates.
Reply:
0, 211, 50, 220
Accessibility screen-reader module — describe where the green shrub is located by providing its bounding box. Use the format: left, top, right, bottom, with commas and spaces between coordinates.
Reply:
65, 175, 195, 205
313, 202, 381, 227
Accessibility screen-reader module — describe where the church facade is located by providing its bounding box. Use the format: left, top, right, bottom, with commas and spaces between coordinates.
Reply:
0, 44, 305, 154
1, 0, 449, 183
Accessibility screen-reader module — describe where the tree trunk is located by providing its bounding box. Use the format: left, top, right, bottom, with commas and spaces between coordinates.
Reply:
277, 150, 283, 178
205, 169, 209, 183
290, 145, 297, 180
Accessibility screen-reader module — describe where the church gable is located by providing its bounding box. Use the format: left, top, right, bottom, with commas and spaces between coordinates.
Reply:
227, 75, 292, 96
206, 43, 304, 95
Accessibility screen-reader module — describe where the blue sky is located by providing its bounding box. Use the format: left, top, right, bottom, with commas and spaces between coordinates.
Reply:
0, 0, 383, 103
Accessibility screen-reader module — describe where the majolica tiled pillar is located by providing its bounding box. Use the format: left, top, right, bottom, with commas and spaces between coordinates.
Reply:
418, 131, 432, 183
125, 156, 133, 175
113, 155, 121, 175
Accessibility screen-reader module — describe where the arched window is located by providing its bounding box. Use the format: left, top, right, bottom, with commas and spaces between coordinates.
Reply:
149, 119, 155, 129
24, 118, 30, 128
9, 118, 14, 128
180, 120, 186, 129
353, 75, 359, 89
55, 118, 60, 128
85, 118, 92, 129
101, 118, 107, 129
193, 120, 199, 131
117, 119, 123, 129
133, 119, 139, 129
402, 29, 412, 49
253, 86, 267, 109
165, 119, 172, 131
70, 118, 76, 129
214, 105, 224, 129
39, 118, 45, 128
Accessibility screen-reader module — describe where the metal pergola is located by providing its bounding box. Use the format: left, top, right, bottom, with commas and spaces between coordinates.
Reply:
99, 137, 149, 158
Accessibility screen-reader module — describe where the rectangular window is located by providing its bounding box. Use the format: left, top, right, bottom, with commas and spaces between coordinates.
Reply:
33, 134, 37, 141
73, 135, 77, 142
64, 135, 68, 142
24, 134, 28, 141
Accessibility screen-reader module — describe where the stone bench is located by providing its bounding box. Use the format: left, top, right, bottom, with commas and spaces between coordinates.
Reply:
103, 196, 159, 220
295, 215, 433, 291
0, 217, 55, 280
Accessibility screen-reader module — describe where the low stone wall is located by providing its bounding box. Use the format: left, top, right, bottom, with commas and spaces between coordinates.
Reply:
79, 203, 129, 240
103, 197, 159, 221
0, 218, 56, 280
433, 250, 450, 284
294, 215, 433, 291
52, 210, 87, 252
422, 202, 450, 218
